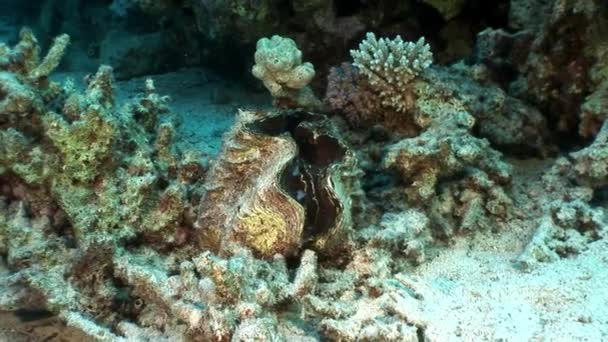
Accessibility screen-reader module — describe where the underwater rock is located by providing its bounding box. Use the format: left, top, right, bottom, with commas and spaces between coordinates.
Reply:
383, 80, 512, 199
578, 81, 608, 138
196, 109, 358, 259
422, 0, 467, 21
508, 0, 553, 31
517, 198, 607, 269
510, 156, 608, 269
506, 0, 607, 138
100, 30, 173, 80
367, 209, 433, 265
303, 258, 427, 342
571, 120, 608, 188
423, 63, 552, 155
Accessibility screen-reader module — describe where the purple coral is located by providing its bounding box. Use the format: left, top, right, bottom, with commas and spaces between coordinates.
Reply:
325, 62, 382, 127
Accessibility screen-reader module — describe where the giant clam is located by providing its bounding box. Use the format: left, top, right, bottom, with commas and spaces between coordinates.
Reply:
195, 110, 359, 259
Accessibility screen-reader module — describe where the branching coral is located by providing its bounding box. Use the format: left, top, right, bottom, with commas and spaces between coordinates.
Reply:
351, 32, 433, 114
1, 29, 204, 244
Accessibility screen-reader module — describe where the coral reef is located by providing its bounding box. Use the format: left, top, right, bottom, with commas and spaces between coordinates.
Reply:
382, 83, 513, 236
326, 33, 515, 238
515, 157, 608, 269
366, 210, 433, 265
0, 31, 206, 337
517, 197, 606, 269
2, 0, 608, 340
327, 36, 551, 156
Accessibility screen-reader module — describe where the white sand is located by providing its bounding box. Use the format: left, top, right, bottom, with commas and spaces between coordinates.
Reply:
415, 232, 608, 341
